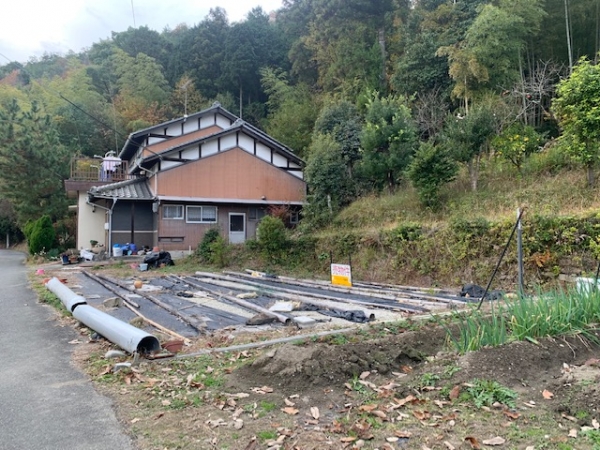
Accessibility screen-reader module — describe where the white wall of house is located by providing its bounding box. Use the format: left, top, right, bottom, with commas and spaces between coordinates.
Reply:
76, 192, 107, 250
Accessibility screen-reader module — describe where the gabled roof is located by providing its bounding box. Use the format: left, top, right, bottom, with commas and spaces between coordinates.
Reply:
119, 102, 239, 161
88, 177, 154, 201
140, 119, 304, 168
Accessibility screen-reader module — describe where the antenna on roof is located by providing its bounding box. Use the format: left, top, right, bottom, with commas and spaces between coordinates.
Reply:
180, 79, 192, 117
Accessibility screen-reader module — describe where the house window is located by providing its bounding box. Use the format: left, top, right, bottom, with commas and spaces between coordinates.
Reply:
187, 205, 218, 223
290, 211, 300, 224
163, 204, 183, 220
249, 207, 267, 221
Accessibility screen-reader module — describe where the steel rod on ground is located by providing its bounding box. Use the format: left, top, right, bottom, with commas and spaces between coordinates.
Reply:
82, 270, 140, 308
171, 327, 357, 360
197, 272, 427, 313
170, 275, 291, 325
245, 269, 452, 296
121, 301, 188, 342
228, 271, 464, 306
144, 294, 206, 332
178, 275, 377, 320
84, 271, 205, 332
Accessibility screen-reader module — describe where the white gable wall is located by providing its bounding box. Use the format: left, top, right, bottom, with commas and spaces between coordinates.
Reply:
239, 134, 254, 153
256, 143, 271, 162
152, 127, 303, 179
216, 114, 232, 128
273, 153, 287, 167
203, 141, 219, 157
220, 134, 237, 151
199, 115, 215, 128
161, 160, 182, 170
183, 119, 197, 134
165, 123, 182, 137
148, 136, 165, 145
181, 147, 199, 160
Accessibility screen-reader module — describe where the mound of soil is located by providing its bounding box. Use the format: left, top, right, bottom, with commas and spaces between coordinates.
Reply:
229, 326, 448, 394
228, 325, 600, 423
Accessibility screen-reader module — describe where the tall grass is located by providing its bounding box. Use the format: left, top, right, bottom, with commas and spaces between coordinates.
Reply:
444, 287, 600, 354
508, 287, 600, 342
444, 303, 510, 354
326, 159, 600, 234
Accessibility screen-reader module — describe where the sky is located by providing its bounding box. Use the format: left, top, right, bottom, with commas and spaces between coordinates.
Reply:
0, 0, 283, 64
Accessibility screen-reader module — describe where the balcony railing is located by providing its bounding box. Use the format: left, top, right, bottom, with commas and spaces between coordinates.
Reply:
69, 158, 132, 182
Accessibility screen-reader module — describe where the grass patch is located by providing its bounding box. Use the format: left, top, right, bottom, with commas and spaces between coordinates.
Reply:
444, 287, 600, 354
464, 379, 518, 409
257, 430, 277, 441
29, 277, 67, 313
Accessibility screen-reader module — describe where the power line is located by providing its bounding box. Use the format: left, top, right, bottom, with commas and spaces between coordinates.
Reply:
0, 51, 129, 144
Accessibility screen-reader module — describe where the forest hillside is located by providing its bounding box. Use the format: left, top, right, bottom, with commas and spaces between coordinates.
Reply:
1, 0, 600, 290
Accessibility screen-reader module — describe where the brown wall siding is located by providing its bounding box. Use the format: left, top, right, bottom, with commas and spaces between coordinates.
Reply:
143, 125, 223, 157
157, 204, 263, 251
156, 148, 306, 202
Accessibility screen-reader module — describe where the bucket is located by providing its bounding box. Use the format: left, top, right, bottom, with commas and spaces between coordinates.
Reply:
112, 244, 123, 257
139, 263, 148, 271
130, 243, 137, 254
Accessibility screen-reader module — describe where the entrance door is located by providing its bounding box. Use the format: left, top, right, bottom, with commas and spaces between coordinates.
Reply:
228, 213, 246, 244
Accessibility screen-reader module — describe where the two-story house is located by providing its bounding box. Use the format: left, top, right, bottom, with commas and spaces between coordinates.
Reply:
64, 103, 306, 253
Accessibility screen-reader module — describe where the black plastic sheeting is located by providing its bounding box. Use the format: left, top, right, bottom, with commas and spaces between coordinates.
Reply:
297, 303, 372, 323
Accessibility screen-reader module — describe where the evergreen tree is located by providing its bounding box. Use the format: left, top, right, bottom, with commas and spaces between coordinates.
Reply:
358, 92, 418, 192
0, 100, 69, 225
552, 56, 600, 187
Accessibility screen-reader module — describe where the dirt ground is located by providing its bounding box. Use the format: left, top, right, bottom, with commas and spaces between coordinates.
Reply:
37, 264, 600, 450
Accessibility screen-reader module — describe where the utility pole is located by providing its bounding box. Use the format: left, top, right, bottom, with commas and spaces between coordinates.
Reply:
517, 208, 524, 296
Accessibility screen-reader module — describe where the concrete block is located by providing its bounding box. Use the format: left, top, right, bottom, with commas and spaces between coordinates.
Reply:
293, 316, 316, 328
269, 302, 294, 312
102, 297, 122, 308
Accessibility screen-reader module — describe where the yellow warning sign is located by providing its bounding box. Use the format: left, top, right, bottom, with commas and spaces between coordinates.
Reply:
331, 263, 352, 287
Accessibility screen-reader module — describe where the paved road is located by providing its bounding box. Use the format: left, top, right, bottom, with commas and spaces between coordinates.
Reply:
0, 250, 133, 450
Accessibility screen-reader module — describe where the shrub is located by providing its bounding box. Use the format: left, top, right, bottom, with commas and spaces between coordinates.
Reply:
23, 220, 35, 241
28, 215, 56, 255
407, 142, 458, 210
208, 235, 229, 267
257, 216, 288, 262
196, 228, 221, 262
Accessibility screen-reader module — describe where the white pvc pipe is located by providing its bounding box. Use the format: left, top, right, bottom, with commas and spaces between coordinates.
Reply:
45, 277, 160, 354
72, 305, 160, 354
46, 277, 87, 312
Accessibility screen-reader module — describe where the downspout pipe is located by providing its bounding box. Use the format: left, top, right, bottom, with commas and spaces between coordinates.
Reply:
45, 277, 160, 354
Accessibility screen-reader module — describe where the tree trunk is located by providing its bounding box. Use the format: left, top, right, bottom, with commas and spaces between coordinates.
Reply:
387, 170, 395, 193
378, 28, 386, 91
587, 163, 596, 188
596, 0, 600, 63
518, 48, 528, 126
468, 157, 479, 192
